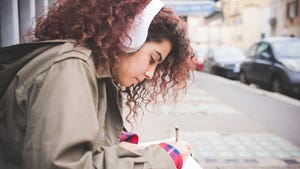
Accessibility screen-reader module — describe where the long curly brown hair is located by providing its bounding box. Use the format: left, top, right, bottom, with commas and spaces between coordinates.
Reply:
28, 0, 195, 124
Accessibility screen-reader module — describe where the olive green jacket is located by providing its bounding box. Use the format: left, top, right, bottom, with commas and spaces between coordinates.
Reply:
0, 41, 175, 169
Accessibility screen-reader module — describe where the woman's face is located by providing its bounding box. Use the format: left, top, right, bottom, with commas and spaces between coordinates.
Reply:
114, 39, 171, 87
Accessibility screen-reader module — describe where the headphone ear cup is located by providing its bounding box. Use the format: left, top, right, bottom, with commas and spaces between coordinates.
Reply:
120, 0, 164, 53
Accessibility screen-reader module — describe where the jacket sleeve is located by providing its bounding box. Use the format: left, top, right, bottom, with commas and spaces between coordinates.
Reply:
93, 144, 176, 169
21, 56, 176, 169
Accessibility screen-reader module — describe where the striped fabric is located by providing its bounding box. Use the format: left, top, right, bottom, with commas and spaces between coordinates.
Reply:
119, 130, 139, 144
158, 143, 183, 169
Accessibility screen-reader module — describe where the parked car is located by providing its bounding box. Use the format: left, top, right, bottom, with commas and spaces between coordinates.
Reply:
239, 37, 300, 97
203, 45, 246, 79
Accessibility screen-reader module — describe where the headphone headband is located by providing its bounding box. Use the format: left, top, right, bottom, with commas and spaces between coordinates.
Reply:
120, 0, 164, 53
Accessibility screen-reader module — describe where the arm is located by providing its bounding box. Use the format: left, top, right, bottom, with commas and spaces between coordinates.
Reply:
23, 57, 99, 169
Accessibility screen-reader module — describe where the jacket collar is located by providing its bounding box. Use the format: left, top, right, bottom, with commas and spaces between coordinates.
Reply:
96, 68, 112, 79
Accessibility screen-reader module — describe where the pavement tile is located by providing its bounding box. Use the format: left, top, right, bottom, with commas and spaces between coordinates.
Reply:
180, 132, 300, 169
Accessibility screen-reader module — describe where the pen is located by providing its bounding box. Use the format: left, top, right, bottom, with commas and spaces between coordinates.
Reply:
175, 125, 179, 142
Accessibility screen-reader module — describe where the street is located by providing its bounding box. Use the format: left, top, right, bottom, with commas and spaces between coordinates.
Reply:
196, 72, 300, 148
128, 71, 300, 169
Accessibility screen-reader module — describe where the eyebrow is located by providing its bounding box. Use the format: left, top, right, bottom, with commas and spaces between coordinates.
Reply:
155, 50, 163, 62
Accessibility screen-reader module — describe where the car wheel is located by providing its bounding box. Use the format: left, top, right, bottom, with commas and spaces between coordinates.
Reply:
272, 76, 284, 93
239, 71, 249, 84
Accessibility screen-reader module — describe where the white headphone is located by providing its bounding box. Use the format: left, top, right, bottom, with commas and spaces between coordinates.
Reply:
120, 0, 164, 53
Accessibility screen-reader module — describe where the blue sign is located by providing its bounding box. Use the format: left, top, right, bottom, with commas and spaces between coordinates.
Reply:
166, 4, 215, 15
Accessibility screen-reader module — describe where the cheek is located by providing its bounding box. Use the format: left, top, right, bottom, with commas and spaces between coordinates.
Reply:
128, 57, 149, 73
117, 54, 150, 80
133, 62, 150, 73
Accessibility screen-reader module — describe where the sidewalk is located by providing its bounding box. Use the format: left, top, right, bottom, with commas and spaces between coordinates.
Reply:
129, 79, 300, 169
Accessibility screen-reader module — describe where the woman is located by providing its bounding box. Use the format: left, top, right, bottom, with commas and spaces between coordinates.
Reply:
0, 0, 195, 168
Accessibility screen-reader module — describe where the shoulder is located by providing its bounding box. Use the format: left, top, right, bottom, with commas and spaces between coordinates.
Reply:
17, 41, 96, 87
31, 41, 94, 72
54, 41, 92, 63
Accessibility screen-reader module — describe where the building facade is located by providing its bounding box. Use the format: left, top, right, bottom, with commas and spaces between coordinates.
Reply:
222, 0, 272, 50
270, 0, 300, 37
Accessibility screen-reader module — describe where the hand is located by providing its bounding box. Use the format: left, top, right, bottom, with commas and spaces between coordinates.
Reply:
165, 140, 191, 162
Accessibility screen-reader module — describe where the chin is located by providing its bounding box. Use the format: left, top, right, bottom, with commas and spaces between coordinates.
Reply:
117, 78, 138, 87
119, 81, 134, 87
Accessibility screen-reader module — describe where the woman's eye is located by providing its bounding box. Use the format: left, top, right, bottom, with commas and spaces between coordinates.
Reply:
150, 56, 155, 64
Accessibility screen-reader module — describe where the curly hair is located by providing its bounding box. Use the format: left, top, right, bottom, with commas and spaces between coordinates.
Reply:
28, 0, 195, 124
124, 7, 195, 123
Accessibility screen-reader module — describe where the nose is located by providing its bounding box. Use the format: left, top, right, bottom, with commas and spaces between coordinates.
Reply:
144, 67, 155, 79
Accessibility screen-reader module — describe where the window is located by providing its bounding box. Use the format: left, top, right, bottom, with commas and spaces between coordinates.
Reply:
287, 0, 298, 19
257, 43, 271, 60
247, 44, 258, 58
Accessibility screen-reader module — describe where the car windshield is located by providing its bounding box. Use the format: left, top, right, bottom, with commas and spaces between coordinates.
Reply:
214, 47, 245, 58
272, 40, 300, 58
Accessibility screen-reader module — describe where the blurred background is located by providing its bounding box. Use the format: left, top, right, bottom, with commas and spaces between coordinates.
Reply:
1, 0, 300, 169
2, 0, 298, 47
